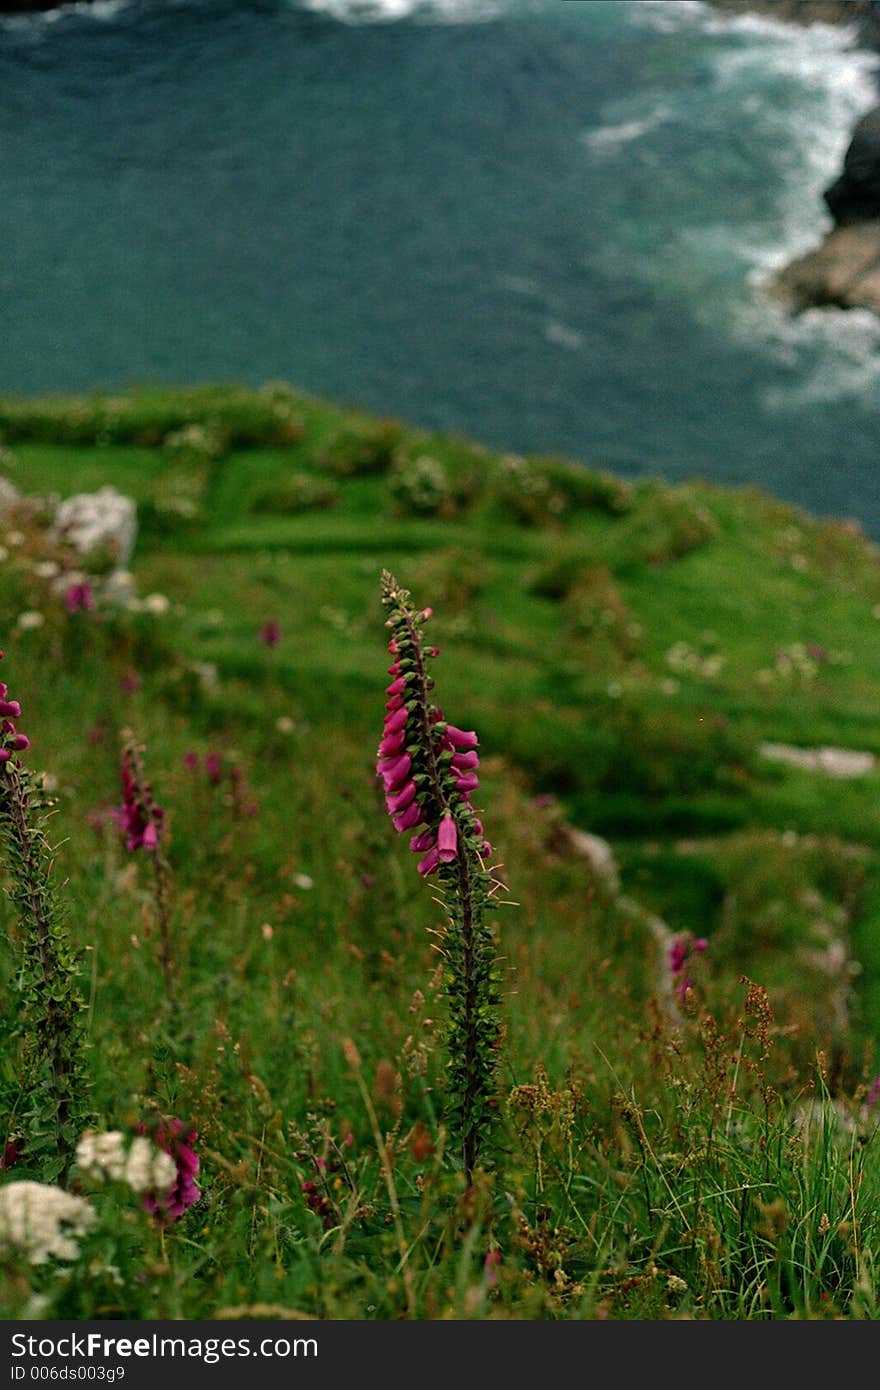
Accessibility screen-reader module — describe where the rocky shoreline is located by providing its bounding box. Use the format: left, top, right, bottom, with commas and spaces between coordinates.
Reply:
711, 1, 880, 317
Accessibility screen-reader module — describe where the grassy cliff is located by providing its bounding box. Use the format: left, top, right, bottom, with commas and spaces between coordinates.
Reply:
1, 381, 880, 1318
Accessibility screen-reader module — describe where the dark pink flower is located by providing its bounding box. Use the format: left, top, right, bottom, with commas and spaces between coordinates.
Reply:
668, 934, 708, 998
117, 745, 164, 853
444, 725, 479, 750
386, 780, 417, 815
484, 1249, 502, 1288
64, 583, 95, 613
259, 619, 282, 648
437, 813, 458, 864
0, 654, 28, 765
409, 830, 436, 853
204, 751, 223, 785
392, 801, 423, 832
379, 572, 491, 879
139, 1117, 201, 1223
384, 706, 409, 735
182, 751, 199, 772
0, 1139, 22, 1171
119, 670, 142, 694
668, 937, 689, 976
379, 751, 411, 788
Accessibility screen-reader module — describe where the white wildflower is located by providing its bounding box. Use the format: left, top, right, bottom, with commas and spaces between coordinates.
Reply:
293, 872, 314, 891
76, 1130, 176, 1198
75, 1130, 128, 1183
122, 1137, 176, 1195
17, 611, 45, 631
52, 487, 137, 567
143, 593, 170, 616
0, 1182, 95, 1265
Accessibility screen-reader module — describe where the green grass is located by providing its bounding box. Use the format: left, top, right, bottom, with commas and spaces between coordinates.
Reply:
1, 382, 880, 1318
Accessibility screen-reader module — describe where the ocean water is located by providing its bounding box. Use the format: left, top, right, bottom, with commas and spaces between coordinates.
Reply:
2, 0, 879, 531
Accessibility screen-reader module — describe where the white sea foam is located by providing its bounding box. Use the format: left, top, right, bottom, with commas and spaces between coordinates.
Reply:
629, 0, 707, 35
709, 15, 879, 266
756, 306, 880, 407
297, 0, 507, 24
544, 319, 583, 351
584, 106, 671, 151
0, 0, 132, 33
628, 0, 880, 401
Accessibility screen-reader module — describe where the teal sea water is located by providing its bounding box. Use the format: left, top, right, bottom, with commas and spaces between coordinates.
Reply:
2, 0, 879, 530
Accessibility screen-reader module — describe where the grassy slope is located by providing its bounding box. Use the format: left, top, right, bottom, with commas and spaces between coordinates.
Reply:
2, 382, 880, 1318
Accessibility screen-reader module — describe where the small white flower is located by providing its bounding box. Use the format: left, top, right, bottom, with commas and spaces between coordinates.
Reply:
33, 560, 60, 579
293, 872, 314, 890
76, 1130, 175, 1197
143, 593, 170, 615
76, 1130, 128, 1183
0, 1181, 95, 1265
276, 716, 295, 735
123, 1137, 176, 1195
17, 611, 45, 631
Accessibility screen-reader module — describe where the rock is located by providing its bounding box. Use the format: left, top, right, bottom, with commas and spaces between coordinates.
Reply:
708, 0, 880, 43
759, 741, 876, 777
51, 486, 137, 568
825, 106, 880, 226
770, 221, 880, 314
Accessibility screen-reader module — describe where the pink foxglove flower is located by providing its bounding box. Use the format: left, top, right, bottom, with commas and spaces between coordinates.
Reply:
378, 572, 502, 1185
64, 583, 95, 614
117, 744, 164, 853
0, 653, 28, 767
668, 934, 708, 999
377, 573, 492, 876
139, 1116, 201, 1223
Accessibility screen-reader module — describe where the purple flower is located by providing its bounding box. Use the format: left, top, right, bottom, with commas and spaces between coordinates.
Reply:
0, 654, 28, 765
117, 745, 164, 853
668, 933, 708, 997
0, 1138, 22, 1171
438, 813, 458, 864
204, 751, 223, 785
139, 1117, 201, 1224
64, 583, 95, 614
259, 619, 282, 649
378, 572, 490, 878
668, 937, 689, 976
119, 669, 142, 694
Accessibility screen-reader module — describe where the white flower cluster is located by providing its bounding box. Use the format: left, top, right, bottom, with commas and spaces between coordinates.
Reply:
75, 1131, 176, 1196
52, 486, 137, 567
0, 1181, 95, 1265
